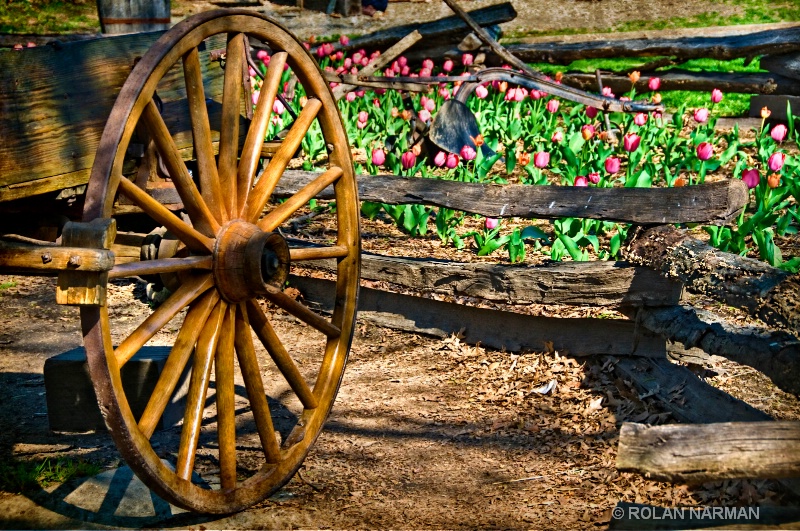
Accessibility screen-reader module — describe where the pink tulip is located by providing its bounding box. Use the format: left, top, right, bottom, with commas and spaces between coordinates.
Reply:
585, 106, 598, 119
446, 153, 459, 169
771, 124, 788, 143
505, 88, 517, 101
623, 133, 641, 152
398, 56, 407, 68
438, 86, 451, 100
460, 145, 477, 161
605, 156, 621, 174
252, 91, 260, 105
741, 168, 760, 189
352, 52, 362, 63
433, 151, 446, 167
371, 148, 386, 166
711, 88, 723, 104
634, 113, 648, 126
334, 51, 343, 61
574, 175, 589, 187
485, 218, 499, 230
345, 91, 356, 102
358, 111, 368, 122
602, 86, 614, 98
401, 65, 410, 76
421, 95, 435, 112
339, 35, 349, 46
546, 99, 560, 113
462, 53, 474, 66
442, 59, 454, 73
401, 151, 417, 170
475, 85, 489, 99
530, 89, 543, 100
515, 87, 527, 101
648, 77, 661, 91
418, 109, 431, 122
693, 108, 709, 123
768, 152, 786, 172
588, 172, 600, 184
533, 151, 550, 168
357, 120, 367, 130
696, 142, 713, 161
273, 99, 285, 114
257, 49, 269, 61
419, 67, 432, 78
551, 130, 563, 143
422, 58, 434, 70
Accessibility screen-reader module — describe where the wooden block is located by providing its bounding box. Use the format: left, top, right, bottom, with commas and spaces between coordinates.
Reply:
44, 346, 190, 433
749, 94, 800, 122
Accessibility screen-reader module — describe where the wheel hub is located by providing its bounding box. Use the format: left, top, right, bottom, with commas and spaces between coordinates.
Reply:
212, 220, 290, 303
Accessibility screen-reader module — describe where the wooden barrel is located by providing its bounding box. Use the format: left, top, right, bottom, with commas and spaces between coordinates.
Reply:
97, 0, 171, 34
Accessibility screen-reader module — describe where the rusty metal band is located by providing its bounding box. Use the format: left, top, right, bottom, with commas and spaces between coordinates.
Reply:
100, 17, 171, 24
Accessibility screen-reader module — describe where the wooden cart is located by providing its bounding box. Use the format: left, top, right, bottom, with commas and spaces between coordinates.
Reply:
1, 10, 360, 513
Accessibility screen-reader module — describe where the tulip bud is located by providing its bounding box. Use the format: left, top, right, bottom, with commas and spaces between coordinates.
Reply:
581, 124, 595, 141
358, 110, 368, 123
484, 218, 499, 230
339, 35, 349, 46
648, 77, 661, 91
419, 109, 431, 122
628, 71, 641, 84
498, 81, 508, 93
673, 177, 687, 187
533, 151, 550, 168
546, 99, 560, 113
422, 58, 433, 70
257, 49, 269, 61
588, 172, 600, 184
518, 152, 531, 167
767, 173, 781, 188
551, 130, 564, 143
401, 151, 416, 170
475, 85, 489, 99
273, 99, 285, 114
433, 151, 446, 167
652, 92, 662, 104
761, 106, 772, 119
696, 142, 713, 161
574, 176, 589, 187
711, 88, 723, 104
768, 152, 786, 172
623, 133, 641, 152
585, 106, 598, 119
401, 109, 412, 121
771, 124, 788, 143
462, 53, 474, 66
446, 153, 459, 169
390, 107, 399, 118
470, 134, 485, 148
602, 86, 614, 98
693, 108, 709, 123
555, 71, 563, 82
460, 145, 477, 161
345, 91, 356, 102
741, 168, 760, 189
371, 148, 386, 166
604, 156, 621, 174
442, 59, 454, 73
634, 113, 648, 126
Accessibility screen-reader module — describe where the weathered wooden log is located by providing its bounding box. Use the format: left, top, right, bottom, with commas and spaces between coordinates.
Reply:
631, 304, 800, 395
315, 2, 517, 56
617, 421, 800, 483
97, 0, 170, 34
761, 52, 800, 82
623, 224, 800, 331
611, 356, 771, 424
557, 70, 799, 97
293, 248, 682, 307
504, 26, 800, 65
275, 171, 747, 224
290, 275, 668, 357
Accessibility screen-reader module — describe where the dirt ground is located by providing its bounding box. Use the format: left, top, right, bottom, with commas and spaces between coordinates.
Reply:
1, 0, 800, 528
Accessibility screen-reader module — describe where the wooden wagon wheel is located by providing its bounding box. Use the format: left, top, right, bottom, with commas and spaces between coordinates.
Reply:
80, 10, 359, 514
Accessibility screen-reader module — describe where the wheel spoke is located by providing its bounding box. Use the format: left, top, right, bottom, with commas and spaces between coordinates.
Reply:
237, 51, 288, 213
109, 255, 212, 279
137, 289, 220, 439
118, 177, 214, 254
257, 166, 343, 232
245, 300, 318, 410
234, 304, 280, 463
216, 305, 238, 490
242, 99, 322, 222
114, 274, 214, 367
262, 283, 341, 338
218, 33, 247, 219
183, 47, 225, 223
141, 100, 220, 236
177, 300, 227, 481
289, 245, 350, 261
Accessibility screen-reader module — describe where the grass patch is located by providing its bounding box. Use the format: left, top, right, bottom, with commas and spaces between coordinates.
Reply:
0, 0, 99, 34
504, 0, 800, 41
0, 280, 17, 291
0, 457, 101, 493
